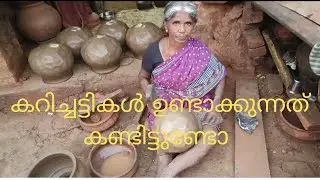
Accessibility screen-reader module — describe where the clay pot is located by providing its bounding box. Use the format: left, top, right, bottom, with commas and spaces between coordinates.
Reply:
78, 111, 119, 132
88, 138, 138, 177
81, 35, 122, 74
56, 26, 92, 58
86, 12, 101, 29
276, 105, 320, 141
136, 1, 153, 10
28, 43, 74, 84
97, 20, 129, 46
28, 150, 89, 177
153, 1, 168, 7
17, 1, 62, 42
152, 109, 201, 153
126, 22, 163, 59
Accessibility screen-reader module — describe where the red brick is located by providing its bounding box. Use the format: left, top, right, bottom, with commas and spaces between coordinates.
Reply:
248, 46, 267, 58
243, 28, 265, 49
242, 2, 264, 25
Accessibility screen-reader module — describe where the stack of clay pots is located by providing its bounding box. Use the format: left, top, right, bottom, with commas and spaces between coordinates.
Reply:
22, 2, 163, 83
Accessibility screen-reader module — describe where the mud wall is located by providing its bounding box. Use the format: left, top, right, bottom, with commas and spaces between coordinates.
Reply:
192, 2, 267, 75
0, 2, 27, 87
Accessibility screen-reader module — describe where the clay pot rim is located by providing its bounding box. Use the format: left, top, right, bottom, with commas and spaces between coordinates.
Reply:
20, 1, 44, 8
277, 109, 320, 141
88, 137, 138, 177
278, 110, 306, 132
27, 150, 77, 177
79, 111, 115, 127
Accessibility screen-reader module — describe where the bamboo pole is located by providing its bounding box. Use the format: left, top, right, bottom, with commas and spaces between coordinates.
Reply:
262, 30, 293, 89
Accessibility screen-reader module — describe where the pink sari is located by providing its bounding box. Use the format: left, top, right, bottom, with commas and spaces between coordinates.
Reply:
147, 38, 227, 130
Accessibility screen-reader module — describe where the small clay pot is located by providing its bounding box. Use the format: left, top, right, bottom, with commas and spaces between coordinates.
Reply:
81, 35, 122, 74
56, 26, 92, 58
17, 1, 62, 42
28, 150, 89, 177
79, 111, 119, 132
276, 106, 320, 141
97, 20, 129, 46
126, 22, 163, 59
88, 138, 138, 177
28, 43, 74, 84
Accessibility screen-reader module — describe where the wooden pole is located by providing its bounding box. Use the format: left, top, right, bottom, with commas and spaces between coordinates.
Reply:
262, 30, 293, 89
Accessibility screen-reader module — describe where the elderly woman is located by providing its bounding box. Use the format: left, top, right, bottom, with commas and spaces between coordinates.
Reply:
138, 1, 227, 177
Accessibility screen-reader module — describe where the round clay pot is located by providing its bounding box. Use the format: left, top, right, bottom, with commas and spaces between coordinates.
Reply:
78, 111, 119, 132
152, 109, 201, 153
28, 150, 89, 177
88, 138, 138, 177
28, 43, 74, 84
89, 24, 102, 36
81, 35, 122, 74
56, 26, 92, 58
97, 20, 129, 46
276, 105, 320, 141
17, 1, 62, 42
126, 22, 163, 59
86, 12, 101, 29
18, 1, 41, 7
38, 37, 58, 45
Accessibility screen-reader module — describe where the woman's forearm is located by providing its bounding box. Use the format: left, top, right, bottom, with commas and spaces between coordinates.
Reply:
139, 77, 151, 95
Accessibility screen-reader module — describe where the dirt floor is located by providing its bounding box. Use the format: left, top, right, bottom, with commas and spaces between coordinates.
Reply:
1, 55, 320, 177
255, 59, 320, 177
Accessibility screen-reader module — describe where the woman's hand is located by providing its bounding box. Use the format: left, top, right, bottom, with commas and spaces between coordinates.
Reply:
204, 111, 223, 126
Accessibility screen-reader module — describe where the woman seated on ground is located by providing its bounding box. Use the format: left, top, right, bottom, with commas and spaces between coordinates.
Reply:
138, 1, 227, 177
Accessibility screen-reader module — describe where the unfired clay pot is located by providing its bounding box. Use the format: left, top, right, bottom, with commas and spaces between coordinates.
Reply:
152, 109, 201, 153
28, 43, 74, 84
81, 35, 122, 74
56, 26, 92, 58
17, 1, 62, 42
126, 22, 163, 59
89, 138, 138, 177
78, 111, 120, 132
96, 20, 129, 46
28, 150, 89, 177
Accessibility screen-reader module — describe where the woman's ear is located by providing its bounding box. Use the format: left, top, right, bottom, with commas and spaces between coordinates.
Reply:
164, 22, 168, 32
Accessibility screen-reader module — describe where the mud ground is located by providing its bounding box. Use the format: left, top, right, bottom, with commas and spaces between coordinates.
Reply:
255, 60, 320, 177
1, 58, 320, 177
0, 59, 235, 177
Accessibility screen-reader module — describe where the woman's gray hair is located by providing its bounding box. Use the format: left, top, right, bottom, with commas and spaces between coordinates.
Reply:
164, 1, 198, 23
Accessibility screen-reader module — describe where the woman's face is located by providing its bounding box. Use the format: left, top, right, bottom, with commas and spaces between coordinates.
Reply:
165, 11, 196, 43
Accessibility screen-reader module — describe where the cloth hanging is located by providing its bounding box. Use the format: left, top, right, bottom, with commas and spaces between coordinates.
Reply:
54, 1, 94, 28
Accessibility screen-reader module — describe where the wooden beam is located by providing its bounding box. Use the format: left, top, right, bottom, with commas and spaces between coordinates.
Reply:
253, 1, 320, 47
235, 78, 271, 177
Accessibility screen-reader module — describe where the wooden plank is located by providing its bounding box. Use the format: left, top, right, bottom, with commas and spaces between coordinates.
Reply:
253, 1, 320, 47
275, 1, 320, 26
295, 103, 320, 131
235, 78, 271, 177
